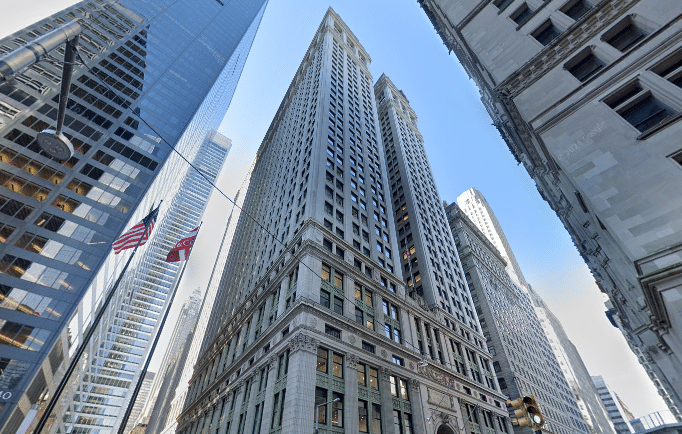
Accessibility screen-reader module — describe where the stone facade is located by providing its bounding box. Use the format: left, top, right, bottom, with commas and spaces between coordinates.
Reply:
418, 0, 682, 418
177, 9, 510, 434
446, 202, 588, 434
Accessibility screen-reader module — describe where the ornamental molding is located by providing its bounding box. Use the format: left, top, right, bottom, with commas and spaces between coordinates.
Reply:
497, 0, 639, 98
380, 366, 392, 381
267, 356, 277, 371
346, 352, 358, 369
289, 332, 319, 354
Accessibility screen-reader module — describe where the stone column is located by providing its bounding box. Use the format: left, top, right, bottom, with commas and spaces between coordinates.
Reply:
243, 370, 261, 434
379, 366, 396, 434
344, 352, 360, 433
400, 310, 416, 351
281, 333, 318, 434
227, 381, 244, 434
217, 391, 232, 434
409, 379, 427, 434
276, 279, 288, 318
200, 406, 213, 434
259, 357, 278, 434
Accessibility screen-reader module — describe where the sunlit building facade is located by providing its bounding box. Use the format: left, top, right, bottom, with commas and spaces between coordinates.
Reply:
418, 0, 682, 415
446, 202, 588, 434
0, 1, 267, 431
177, 9, 510, 434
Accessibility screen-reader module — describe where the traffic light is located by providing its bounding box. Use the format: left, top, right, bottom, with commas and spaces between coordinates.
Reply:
507, 395, 545, 430
525, 395, 545, 430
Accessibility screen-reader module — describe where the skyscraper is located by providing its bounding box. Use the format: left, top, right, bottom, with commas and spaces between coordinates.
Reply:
457, 189, 527, 288
153, 180, 251, 434
48, 130, 228, 434
141, 286, 202, 434
178, 9, 510, 434
446, 201, 587, 434
418, 0, 682, 413
0, 1, 268, 431
529, 287, 615, 434
593, 376, 635, 434
124, 371, 155, 434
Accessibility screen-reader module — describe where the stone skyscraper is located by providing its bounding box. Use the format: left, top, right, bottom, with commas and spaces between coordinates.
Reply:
446, 202, 588, 434
418, 0, 682, 415
0, 1, 267, 431
177, 9, 510, 434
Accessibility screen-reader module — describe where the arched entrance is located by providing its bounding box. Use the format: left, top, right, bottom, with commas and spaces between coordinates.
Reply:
436, 424, 457, 434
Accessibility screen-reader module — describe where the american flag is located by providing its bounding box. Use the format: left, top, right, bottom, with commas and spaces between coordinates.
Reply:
165, 227, 199, 263
112, 205, 159, 254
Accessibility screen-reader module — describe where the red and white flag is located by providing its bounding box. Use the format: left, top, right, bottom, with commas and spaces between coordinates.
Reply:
165, 227, 198, 263
112, 206, 159, 254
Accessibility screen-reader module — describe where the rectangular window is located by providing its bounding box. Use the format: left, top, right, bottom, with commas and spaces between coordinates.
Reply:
511, 3, 533, 26
605, 82, 676, 132
320, 289, 330, 308
316, 387, 327, 425
317, 347, 328, 373
566, 50, 605, 82
332, 393, 344, 427
560, 0, 592, 20
603, 16, 649, 52
333, 353, 343, 378
325, 325, 341, 339
359, 400, 369, 433
362, 341, 375, 353
333, 296, 344, 315
532, 20, 561, 45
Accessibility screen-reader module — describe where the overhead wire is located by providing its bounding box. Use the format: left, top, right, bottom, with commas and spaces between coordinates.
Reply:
74, 38, 502, 409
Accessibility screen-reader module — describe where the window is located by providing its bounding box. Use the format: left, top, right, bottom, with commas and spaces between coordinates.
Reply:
359, 400, 369, 433
326, 324, 341, 339
605, 82, 676, 132
317, 348, 328, 373
332, 393, 344, 427
392, 355, 404, 366
566, 49, 605, 82
652, 49, 682, 89
357, 362, 367, 386
560, 0, 592, 20
362, 341, 375, 353
510, 3, 533, 26
532, 20, 561, 46
493, 0, 513, 10
316, 387, 328, 425
603, 16, 649, 52
333, 296, 344, 315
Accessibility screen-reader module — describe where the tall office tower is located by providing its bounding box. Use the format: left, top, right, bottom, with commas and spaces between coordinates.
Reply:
136, 287, 203, 431
593, 376, 635, 434
529, 287, 615, 434
418, 0, 682, 414
49, 130, 229, 434
446, 202, 588, 434
153, 182, 250, 434
374, 75, 483, 331
178, 9, 510, 434
457, 189, 527, 288
124, 371, 156, 434
0, 0, 268, 431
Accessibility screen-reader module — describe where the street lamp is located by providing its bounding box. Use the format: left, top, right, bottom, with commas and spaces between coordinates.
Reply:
315, 397, 340, 434
0, 21, 82, 160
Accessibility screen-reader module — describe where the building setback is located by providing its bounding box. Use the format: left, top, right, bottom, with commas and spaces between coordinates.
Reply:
446, 201, 587, 434
417, 0, 682, 417
0, 0, 267, 431
177, 9, 510, 434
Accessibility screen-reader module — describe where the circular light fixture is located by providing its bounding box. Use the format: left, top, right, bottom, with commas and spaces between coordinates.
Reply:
37, 129, 74, 160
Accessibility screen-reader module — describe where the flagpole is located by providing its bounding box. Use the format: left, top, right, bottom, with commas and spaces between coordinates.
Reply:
116, 222, 202, 434
34, 203, 161, 434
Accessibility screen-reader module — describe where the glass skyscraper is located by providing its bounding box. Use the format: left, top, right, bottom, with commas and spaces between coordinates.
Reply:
0, 1, 268, 431
49, 130, 229, 434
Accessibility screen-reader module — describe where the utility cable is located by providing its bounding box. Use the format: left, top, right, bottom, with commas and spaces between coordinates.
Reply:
74, 44, 499, 395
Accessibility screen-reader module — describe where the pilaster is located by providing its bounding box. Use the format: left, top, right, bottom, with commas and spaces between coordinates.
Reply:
259, 357, 278, 434
281, 333, 318, 434
409, 379, 427, 434
379, 366, 396, 434
344, 352, 360, 433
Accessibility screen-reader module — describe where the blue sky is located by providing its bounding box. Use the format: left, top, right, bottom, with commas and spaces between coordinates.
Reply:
2, 0, 667, 417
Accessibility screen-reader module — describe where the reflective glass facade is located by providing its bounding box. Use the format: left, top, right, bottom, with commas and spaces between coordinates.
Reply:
0, 1, 267, 431
52, 131, 229, 434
